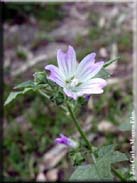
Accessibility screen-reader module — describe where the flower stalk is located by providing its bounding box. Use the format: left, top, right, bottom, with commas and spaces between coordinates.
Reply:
66, 102, 96, 164
38, 89, 50, 99
111, 166, 126, 181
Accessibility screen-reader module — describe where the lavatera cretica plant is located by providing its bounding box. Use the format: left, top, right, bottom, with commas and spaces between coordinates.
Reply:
5, 45, 131, 181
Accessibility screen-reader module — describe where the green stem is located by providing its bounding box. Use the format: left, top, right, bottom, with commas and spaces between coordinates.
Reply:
111, 166, 126, 181
38, 89, 50, 99
66, 102, 96, 164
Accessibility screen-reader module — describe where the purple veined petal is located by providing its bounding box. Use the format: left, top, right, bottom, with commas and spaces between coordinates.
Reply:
67, 45, 77, 75
45, 64, 65, 87
57, 45, 77, 78
77, 78, 107, 95
78, 85, 104, 94
63, 88, 84, 100
57, 49, 68, 77
93, 78, 107, 88
76, 52, 96, 75
77, 61, 104, 82
81, 78, 107, 89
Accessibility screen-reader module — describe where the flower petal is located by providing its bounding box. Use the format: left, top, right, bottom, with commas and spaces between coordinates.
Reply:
78, 61, 104, 82
76, 52, 96, 75
57, 45, 77, 78
55, 134, 78, 148
45, 65, 65, 87
81, 78, 107, 88
77, 78, 107, 95
78, 86, 104, 94
63, 88, 78, 100
55, 138, 63, 143
86, 87, 103, 94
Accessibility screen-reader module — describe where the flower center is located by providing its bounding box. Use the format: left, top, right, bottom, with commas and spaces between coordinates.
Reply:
65, 76, 81, 90
70, 78, 79, 87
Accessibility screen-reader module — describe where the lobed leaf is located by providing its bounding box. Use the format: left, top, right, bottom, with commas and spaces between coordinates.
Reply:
14, 80, 34, 89
110, 151, 128, 164
97, 144, 115, 157
70, 164, 100, 181
4, 88, 33, 106
70, 144, 128, 181
70, 162, 113, 181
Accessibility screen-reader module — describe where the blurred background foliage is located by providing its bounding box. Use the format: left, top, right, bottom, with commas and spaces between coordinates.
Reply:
4, 3, 65, 23
4, 2, 133, 181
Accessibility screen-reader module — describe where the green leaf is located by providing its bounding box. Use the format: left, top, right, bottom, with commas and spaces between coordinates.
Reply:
4, 88, 32, 106
104, 57, 120, 68
71, 152, 85, 166
70, 164, 100, 181
4, 91, 22, 106
96, 156, 113, 179
95, 68, 111, 79
110, 151, 128, 163
70, 144, 128, 181
70, 162, 113, 181
97, 144, 115, 157
117, 167, 132, 180
97, 144, 128, 164
70, 147, 114, 181
14, 80, 34, 89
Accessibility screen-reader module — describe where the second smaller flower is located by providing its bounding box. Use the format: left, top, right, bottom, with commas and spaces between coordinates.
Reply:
55, 134, 78, 148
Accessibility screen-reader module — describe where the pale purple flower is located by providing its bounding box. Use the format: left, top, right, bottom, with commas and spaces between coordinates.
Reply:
55, 134, 78, 148
45, 45, 107, 100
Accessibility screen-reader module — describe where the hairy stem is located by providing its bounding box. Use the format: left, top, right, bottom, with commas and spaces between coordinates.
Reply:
66, 102, 96, 164
38, 89, 50, 99
111, 166, 126, 181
